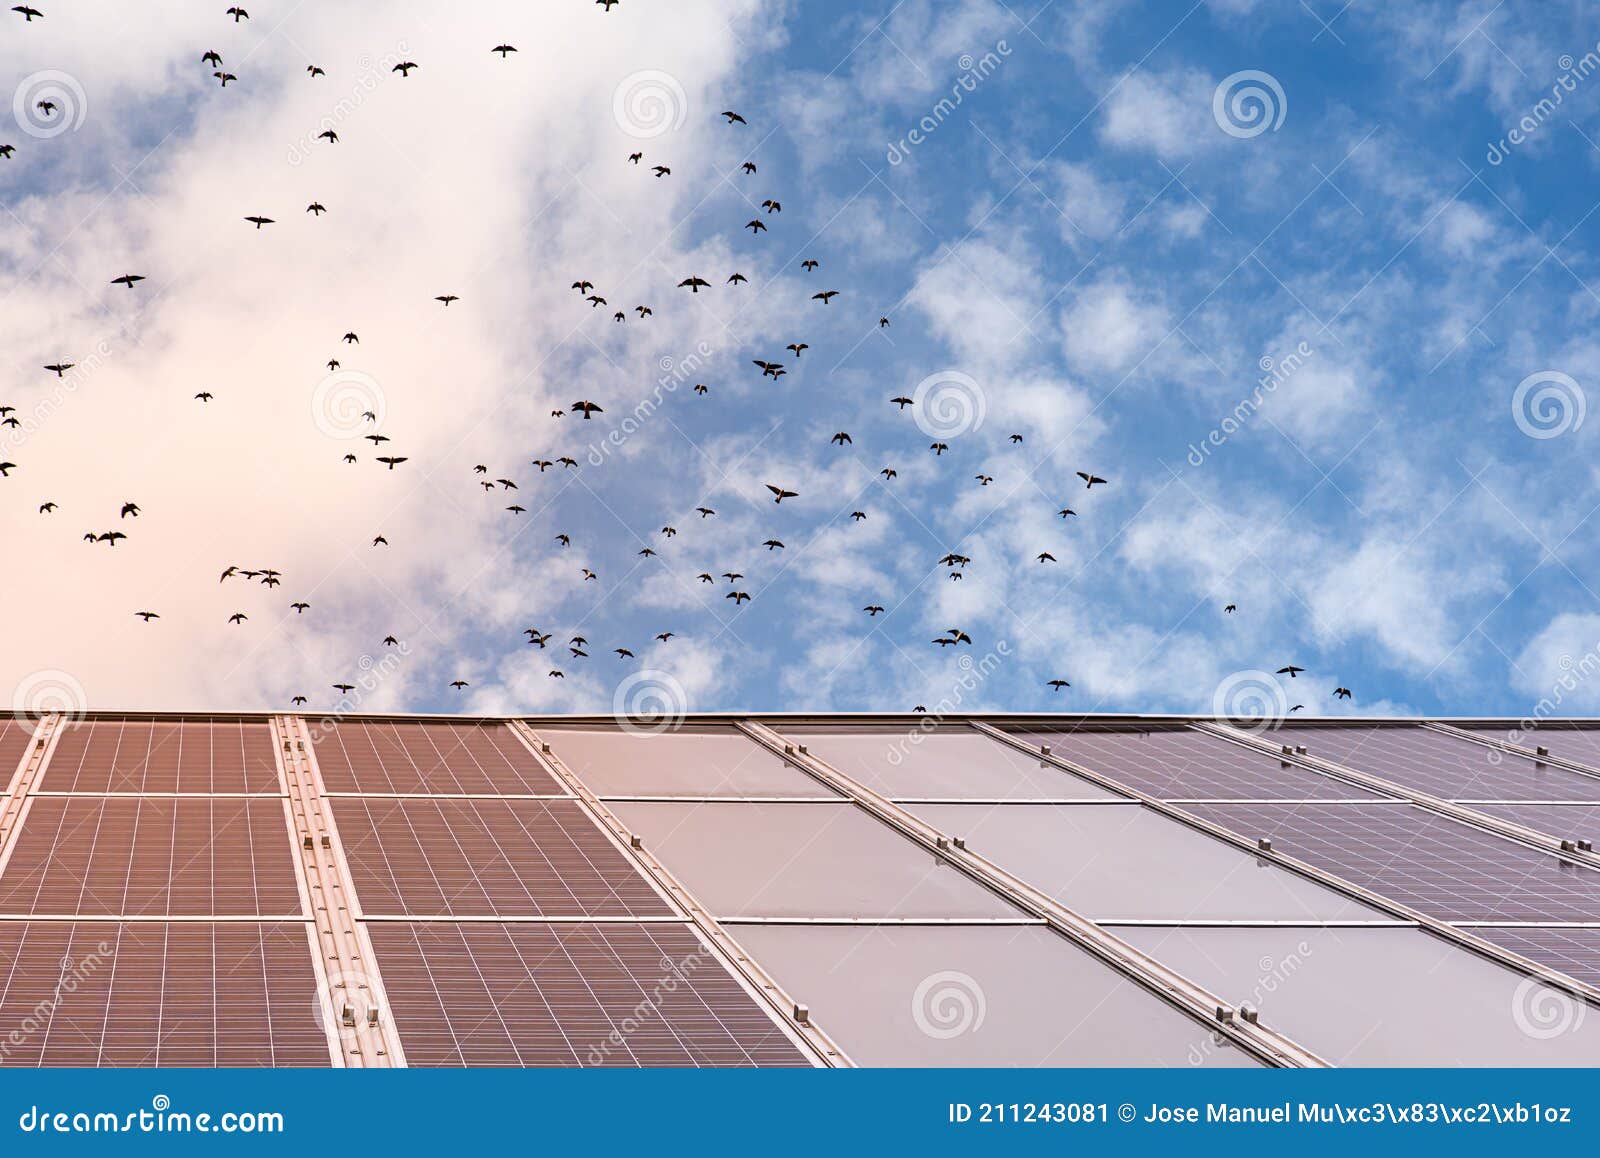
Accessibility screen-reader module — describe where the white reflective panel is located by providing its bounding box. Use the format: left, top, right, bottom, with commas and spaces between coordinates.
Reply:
777, 726, 1124, 800
537, 726, 836, 798
907, 803, 1378, 922
1119, 926, 1600, 1067
733, 924, 1258, 1067
608, 800, 1018, 919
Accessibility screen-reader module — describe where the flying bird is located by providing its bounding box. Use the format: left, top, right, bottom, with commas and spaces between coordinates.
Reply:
110, 274, 145, 288
1076, 471, 1107, 488
766, 484, 798, 503
1277, 666, 1305, 678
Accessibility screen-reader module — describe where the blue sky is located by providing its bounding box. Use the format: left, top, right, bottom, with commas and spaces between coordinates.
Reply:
5, 0, 1600, 721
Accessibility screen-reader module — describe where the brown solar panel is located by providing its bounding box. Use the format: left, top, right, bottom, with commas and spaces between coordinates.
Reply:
0, 921, 329, 1066
37, 717, 281, 794
312, 720, 561, 794
0, 797, 303, 917
0, 716, 35, 784
369, 921, 807, 1066
330, 797, 671, 917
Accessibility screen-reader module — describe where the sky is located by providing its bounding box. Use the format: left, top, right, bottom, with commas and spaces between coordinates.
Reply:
3, 0, 1600, 722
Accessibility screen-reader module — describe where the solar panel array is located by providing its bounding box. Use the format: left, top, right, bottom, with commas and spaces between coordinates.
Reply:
4, 712, 1600, 1067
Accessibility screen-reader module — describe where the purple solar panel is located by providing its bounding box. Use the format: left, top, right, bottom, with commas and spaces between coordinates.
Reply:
1184, 801, 1600, 922
312, 719, 561, 794
0, 716, 36, 784
1474, 803, 1600, 843
1456, 722, 1600, 772
1011, 725, 1384, 800
37, 717, 281, 794
1474, 926, 1600, 989
1268, 724, 1600, 801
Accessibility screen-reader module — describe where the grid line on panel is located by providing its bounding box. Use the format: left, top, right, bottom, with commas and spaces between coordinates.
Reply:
1472, 926, 1600, 989
311, 720, 562, 795
330, 796, 673, 918
0, 796, 303, 918
1182, 801, 1600, 923
38, 718, 281, 795
369, 921, 811, 1067
0, 921, 329, 1067
1269, 724, 1600, 802
1015, 726, 1384, 801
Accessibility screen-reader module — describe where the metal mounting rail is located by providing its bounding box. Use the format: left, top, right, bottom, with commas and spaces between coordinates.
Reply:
506, 720, 849, 1069
740, 721, 1328, 1068
1423, 721, 1600, 784
272, 715, 405, 1068
972, 720, 1600, 1009
0, 714, 64, 882
1194, 721, 1600, 870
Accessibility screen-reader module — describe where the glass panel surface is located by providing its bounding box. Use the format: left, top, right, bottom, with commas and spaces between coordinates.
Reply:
1012, 726, 1385, 800
775, 726, 1122, 800
732, 923, 1257, 1067
1121, 925, 1600, 1066
607, 800, 1018, 919
906, 803, 1378, 922
538, 726, 837, 797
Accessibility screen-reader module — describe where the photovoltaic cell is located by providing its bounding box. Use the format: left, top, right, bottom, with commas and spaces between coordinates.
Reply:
312, 720, 561, 794
1183, 801, 1600, 922
1010, 725, 1384, 800
330, 797, 671, 918
0, 796, 302, 916
0, 716, 35, 783
369, 922, 808, 1067
1457, 723, 1600, 773
1472, 926, 1600, 989
37, 717, 281, 794
1473, 803, 1600, 842
0, 921, 329, 1066
1269, 723, 1600, 801
538, 725, 838, 798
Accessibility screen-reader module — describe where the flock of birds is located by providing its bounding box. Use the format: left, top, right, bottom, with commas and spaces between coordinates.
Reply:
0, 3, 1356, 714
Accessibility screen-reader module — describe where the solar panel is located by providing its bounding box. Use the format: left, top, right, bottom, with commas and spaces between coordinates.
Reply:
312, 720, 561, 795
905, 803, 1377, 922
1118, 925, 1600, 1066
0, 921, 329, 1066
732, 923, 1258, 1067
537, 725, 838, 798
607, 800, 1019, 919
0, 797, 303, 917
1458, 723, 1600, 771
37, 717, 281, 794
1269, 723, 1600, 801
1010, 725, 1385, 800
1183, 801, 1600, 922
776, 725, 1122, 800
0, 716, 35, 783
329, 797, 671, 917
1474, 803, 1600, 842
368, 921, 808, 1067
1472, 926, 1600, 989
